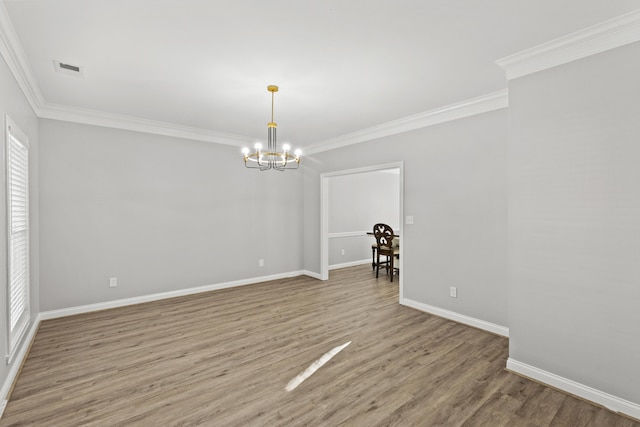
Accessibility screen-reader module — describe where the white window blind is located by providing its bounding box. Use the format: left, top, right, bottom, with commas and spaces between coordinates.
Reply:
5, 115, 29, 364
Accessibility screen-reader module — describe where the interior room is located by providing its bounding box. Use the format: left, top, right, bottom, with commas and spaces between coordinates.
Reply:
0, 1, 639, 424
326, 168, 400, 273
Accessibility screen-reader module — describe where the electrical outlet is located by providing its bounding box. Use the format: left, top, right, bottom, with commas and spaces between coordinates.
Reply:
259, 259, 265, 267
406, 215, 414, 225
109, 277, 118, 288
450, 286, 457, 298
341, 249, 345, 255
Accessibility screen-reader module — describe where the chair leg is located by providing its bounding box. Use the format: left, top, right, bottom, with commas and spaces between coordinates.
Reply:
390, 253, 394, 282
375, 250, 380, 278
372, 247, 376, 270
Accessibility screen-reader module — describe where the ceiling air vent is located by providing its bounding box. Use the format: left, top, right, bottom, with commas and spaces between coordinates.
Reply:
53, 60, 84, 77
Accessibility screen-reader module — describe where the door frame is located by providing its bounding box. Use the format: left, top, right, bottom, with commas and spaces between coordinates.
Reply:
320, 161, 404, 303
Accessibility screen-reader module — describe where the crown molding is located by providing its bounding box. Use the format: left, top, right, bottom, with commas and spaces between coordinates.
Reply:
38, 103, 255, 146
304, 89, 508, 155
38, 90, 507, 153
0, 0, 45, 115
2, 2, 506, 152
496, 8, 640, 80
0, 2, 254, 147
3, 5, 639, 150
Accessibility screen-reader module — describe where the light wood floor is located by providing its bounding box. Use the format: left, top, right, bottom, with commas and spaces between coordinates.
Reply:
2, 266, 638, 426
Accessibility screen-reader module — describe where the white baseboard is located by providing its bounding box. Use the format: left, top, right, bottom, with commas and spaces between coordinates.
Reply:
302, 270, 323, 280
402, 298, 509, 337
40, 270, 308, 321
507, 358, 640, 421
329, 259, 370, 271
0, 313, 42, 413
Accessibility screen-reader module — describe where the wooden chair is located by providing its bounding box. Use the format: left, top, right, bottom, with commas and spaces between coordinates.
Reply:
373, 223, 400, 282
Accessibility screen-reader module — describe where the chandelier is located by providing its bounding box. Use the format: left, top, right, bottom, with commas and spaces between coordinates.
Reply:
242, 85, 301, 171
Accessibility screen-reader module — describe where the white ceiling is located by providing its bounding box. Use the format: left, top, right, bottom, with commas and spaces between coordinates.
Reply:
3, 1, 639, 151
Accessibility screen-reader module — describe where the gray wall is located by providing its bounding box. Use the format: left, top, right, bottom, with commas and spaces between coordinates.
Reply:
304, 109, 508, 327
328, 171, 399, 233
328, 235, 372, 267
38, 119, 304, 311
508, 41, 640, 403
0, 55, 39, 391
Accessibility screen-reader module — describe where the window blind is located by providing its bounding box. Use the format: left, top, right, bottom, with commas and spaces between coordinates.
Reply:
6, 117, 29, 364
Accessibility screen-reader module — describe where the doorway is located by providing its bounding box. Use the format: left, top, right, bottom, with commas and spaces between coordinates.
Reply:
320, 162, 404, 302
